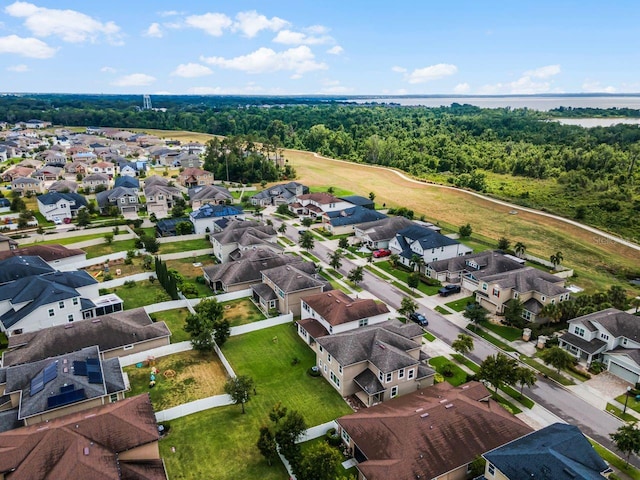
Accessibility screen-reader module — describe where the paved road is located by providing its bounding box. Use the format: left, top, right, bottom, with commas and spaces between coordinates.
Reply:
279, 220, 636, 466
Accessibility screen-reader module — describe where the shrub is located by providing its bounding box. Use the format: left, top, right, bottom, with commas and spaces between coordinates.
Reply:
307, 367, 321, 377
195, 275, 206, 284
103, 273, 113, 281
441, 362, 454, 377
124, 280, 136, 288
99, 288, 108, 295
588, 361, 606, 375
325, 428, 342, 447
180, 282, 198, 297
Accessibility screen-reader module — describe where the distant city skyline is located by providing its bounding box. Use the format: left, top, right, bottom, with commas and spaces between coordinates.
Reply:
0, 1, 638, 95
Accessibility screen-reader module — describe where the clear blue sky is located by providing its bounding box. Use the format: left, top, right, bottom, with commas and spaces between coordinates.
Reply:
0, 1, 638, 95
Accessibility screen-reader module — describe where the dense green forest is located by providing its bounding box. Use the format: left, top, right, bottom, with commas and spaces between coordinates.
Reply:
2, 95, 639, 238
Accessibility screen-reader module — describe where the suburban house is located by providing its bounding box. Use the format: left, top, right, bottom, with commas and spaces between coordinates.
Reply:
82, 173, 110, 192
2, 307, 171, 367
560, 308, 640, 383
389, 225, 473, 269
289, 192, 353, 217
252, 261, 328, 316
96, 187, 139, 214
32, 165, 62, 182
114, 175, 140, 190
89, 161, 115, 177
0, 394, 168, 479
143, 174, 170, 188
188, 185, 233, 209
0, 345, 126, 427
250, 181, 308, 206
210, 220, 279, 263
116, 159, 143, 176
425, 250, 526, 285
202, 249, 303, 293
36, 192, 88, 221
144, 183, 184, 215
178, 167, 214, 188
172, 152, 202, 168
64, 160, 88, 175
47, 179, 78, 193
0, 244, 86, 268
1, 166, 35, 182
354, 216, 416, 250
339, 195, 375, 210
336, 381, 532, 480
21, 119, 49, 129
322, 206, 387, 235
189, 204, 245, 234
314, 320, 435, 407
297, 290, 391, 343
71, 151, 98, 164
475, 267, 571, 322
11, 177, 44, 196
483, 423, 609, 480
155, 217, 191, 237
0, 233, 18, 252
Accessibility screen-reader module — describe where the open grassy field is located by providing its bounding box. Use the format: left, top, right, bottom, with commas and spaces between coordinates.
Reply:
160, 323, 352, 480
124, 350, 227, 410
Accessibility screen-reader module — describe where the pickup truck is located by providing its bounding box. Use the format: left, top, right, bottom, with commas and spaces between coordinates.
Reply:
438, 284, 461, 296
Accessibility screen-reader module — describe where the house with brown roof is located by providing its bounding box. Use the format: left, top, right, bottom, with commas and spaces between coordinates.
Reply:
48, 179, 78, 193
2, 308, 170, 367
0, 244, 86, 267
0, 394, 168, 479
314, 320, 435, 407
337, 381, 532, 480
144, 183, 184, 215
475, 266, 571, 322
32, 165, 62, 181
90, 161, 115, 177
0, 234, 18, 252
297, 290, 390, 343
178, 167, 214, 188
63, 160, 88, 175
210, 219, 280, 263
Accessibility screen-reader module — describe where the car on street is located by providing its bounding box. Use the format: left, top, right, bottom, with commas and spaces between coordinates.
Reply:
298, 229, 307, 235
408, 312, 428, 326
438, 284, 461, 296
372, 248, 392, 258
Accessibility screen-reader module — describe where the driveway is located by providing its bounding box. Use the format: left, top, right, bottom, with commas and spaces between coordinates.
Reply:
568, 372, 632, 410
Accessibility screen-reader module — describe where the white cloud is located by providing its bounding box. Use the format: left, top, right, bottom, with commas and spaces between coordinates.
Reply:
7, 64, 28, 72
306, 25, 329, 35
326, 45, 343, 55
582, 80, 616, 94
273, 29, 332, 45
0, 34, 56, 58
185, 12, 233, 36
524, 64, 561, 79
233, 10, 289, 38
391, 66, 407, 73
406, 64, 457, 84
171, 63, 212, 78
201, 45, 327, 75
453, 82, 470, 94
101, 66, 116, 73
158, 10, 182, 17
111, 73, 156, 87
5, 1, 123, 44
145, 23, 162, 38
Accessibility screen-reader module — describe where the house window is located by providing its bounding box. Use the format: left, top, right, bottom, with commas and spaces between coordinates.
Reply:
600, 333, 609, 341
327, 354, 332, 363
623, 338, 628, 345
303, 302, 309, 312
323, 364, 327, 373
339, 365, 343, 375
522, 310, 532, 321
378, 371, 384, 382
482, 283, 488, 291
551, 299, 556, 304
492, 288, 500, 297
407, 369, 415, 380
67, 314, 74, 322
124, 344, 134, 350
488, 463, 496, 476
359, 318, 368, 327
48, 308, 55, 317
541, 296, 546, 302
318, 345, 323, 353
110, 394, 118, 403
330, 371, 341, 388
391, 386, 398, 398
59, 301, 65, 309
341, 429, 350, 443
12, 329, 23, 335
398, 369, 405, 379
514, 292, 519, 299
73, 298, 78, 306
120, 198, 126, 203
386, 372, 392, 383
575, 327, 585, 337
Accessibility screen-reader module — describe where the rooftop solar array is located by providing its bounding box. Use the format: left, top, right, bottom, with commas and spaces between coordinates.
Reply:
29, 361, 58, 397
73, 357, 103, 384
47, 387, 86, 409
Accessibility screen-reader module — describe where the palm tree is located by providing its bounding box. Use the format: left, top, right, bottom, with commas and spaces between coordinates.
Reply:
328, 250, 343, 271
277, 223, 287, 235
389, 253, 400, 268
550, 251, 563, 269
409, 253, 424, 273
514, 242, 526, 258
539, 303, 562, 324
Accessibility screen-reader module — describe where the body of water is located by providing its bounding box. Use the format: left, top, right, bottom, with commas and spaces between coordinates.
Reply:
554, 117, 640, 127
348, 95, 640, 111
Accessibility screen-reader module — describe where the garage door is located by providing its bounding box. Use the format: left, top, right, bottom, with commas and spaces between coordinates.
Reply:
121, 207, 137, 213
608, 361, 639, 384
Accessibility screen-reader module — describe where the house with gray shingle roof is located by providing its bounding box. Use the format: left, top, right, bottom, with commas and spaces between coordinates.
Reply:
250, 181, 308, 206
322, 206, 387, 235
82, 172, 109, 192
10, 177, 44, 196
475, 266, 570, 322
209, 219, 279, 263
314, 319, 435, 407
189, 203, 245, 234
144, 183, 183, 216
96, 187, 139, 214
36, 192, 87, 221
354, 216, 415, 250
560, 308, 640, 383
425, 250, 526, 284
47, 179, 78, 194
188, 185, 233, 209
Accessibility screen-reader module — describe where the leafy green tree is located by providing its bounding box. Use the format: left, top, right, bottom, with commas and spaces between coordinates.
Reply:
539, 303, 563, 324
611, 424, 640, 466
143, 235, 160, 254
104, 232, 114, 244
389, 253, 400, 268
301, 217, 313, 227
539, 346, 574, 374
298, 442, 342, 480
515, 367, 537, 397
327, 186, 335, 194
463, 303, 487, 330
269, 402, 288, 425
277, 222, 287, 235
452, 334, 474, 357
478, 353, 518, 394
337, 237, 349, 250
224, 375, 254, 414
328, 250, 343, 270
497, 236, 510, 251
459, 223, 472, 238
257, 426, 278, 466
175, 221, 193, 235
398, 296, 418, 318
171, 204, 185, 218
299, 231, 315, 251
107, 205, 120, 218
407, 272, 420, 291
368, 191, 376, 202
275, 410, 307, 461
608, 285, 628, 310
504, 298, 524, 327
347, 266, 364, 287
76, 208, 91, 227
514, 241, 526, 258
276, 203, 290, 216
184, 298, 229, 351
550, 251, 563, 269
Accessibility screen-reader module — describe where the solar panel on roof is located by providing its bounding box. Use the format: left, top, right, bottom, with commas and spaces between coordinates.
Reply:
88, 371, 103, 384
43, 362, 58, 384
73, 361, 87, 376
47, 388, 86, 409
60, 384, 75, 393
30, 373, 44, 396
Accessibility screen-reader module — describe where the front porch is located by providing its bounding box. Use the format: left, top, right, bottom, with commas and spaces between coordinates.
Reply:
353, 369, 386, 407
559, 332, 607, 364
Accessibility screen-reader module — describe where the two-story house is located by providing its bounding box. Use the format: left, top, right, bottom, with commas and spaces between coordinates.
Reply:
36, 192, 88, 221
90, 161, 115, 177
475, 267, 571, 322
114, 175, 140, 190
96, 187, 139, 214
354, 216, 415, 250
209, 220, 279, 263
144, 183, 184, 216
297, 290, 390, 344
189, 204, 245, 234
32, 165, 62, 182
322, 206, 387, 235
188, 185, 233, 209
560, 308, 640, 383
425, 250, 526, 285
82, 173, 110, 192
314, 320, 435, 407
178, 167, 214, 188
2, 166, 34, 182
250, 181, 308, 206
11, 177, 44, 196
389, 225, 473, 270
289, 192, 353, 218
47, 179, 78, 193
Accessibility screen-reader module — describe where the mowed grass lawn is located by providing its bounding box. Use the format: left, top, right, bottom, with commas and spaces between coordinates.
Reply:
165, 255, 216, 297
124, 350, 227, 410
161, 323, 352, 480
23, 232, 130, 246
221, 298, 265, 326
83, 239, 137, 258
106, 280, 170, 309
445, 295, 476, 312
151, 308, 191, 343
375, 261, 440, 295
429, 356, 468, 386
159, 238, 212, 254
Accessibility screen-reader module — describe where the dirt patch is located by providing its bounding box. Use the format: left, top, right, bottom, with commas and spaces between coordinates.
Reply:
222, 299, 265, 326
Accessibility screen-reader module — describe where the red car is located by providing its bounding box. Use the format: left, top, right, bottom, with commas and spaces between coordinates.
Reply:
372, 249, 391, 258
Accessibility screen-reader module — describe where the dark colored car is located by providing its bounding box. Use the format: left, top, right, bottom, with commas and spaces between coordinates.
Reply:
298, 229, 307, 235
372, 248, 392, 258
438, 284, 461, 297
409, 312, 428, 326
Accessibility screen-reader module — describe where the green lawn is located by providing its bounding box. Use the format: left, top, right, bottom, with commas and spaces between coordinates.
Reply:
465, 324, 517, 352
445, 295, 476, 312
435, 306, 450, 315
220, 298, 266, 326
106, 280, 170, 309
520, 357, 575, 386
300, 251, 320, 263
606, 403, 638, 423
364, 264, 393, 281
159, 238, 212, 254
614, 392, 640, 416
479, 320, 523, 342
83, 239, 138, 259
375, 261, 440, 295
428, 356, 468, 386
325, 268, 343, 279
309, 186, 355, 197
299, 437, 358, 479
589, 439, 640, 480
23, 232, 130, 246
161, 323, 352, 480
151, 308, 191, 343
423, 331, 436, 342
392, 281, 422, 298
279, 236, 295, 246
165, 255, 216, 298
